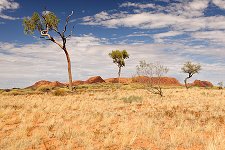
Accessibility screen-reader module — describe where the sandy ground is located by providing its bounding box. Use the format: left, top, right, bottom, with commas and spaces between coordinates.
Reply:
0, 88, 225, 150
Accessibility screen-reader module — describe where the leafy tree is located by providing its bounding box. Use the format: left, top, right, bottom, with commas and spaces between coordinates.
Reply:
109, 50, 129, 83
23, 11, 74, 91
136, 60, 169, 97
181, 61, 201, 89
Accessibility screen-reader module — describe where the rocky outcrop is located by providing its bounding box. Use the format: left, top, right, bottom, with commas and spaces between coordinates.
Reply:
29, 77, 214, 89
31, 80, 65, 88
85, 76, 105, 84
105, 78, 132, 84
192, 80, 213, 88
72, 80, 85, 86
132, 76, 182, 86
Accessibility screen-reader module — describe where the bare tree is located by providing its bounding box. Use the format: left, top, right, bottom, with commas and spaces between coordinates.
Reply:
23, 11, 74, 91
136, 60, 169, 97
181, 61, 201, 89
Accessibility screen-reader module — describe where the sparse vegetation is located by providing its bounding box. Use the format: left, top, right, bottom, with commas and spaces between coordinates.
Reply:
136, 60, 169, 97
0, 88, 225, 149
121, 95, 143, 103
109, 50, 129, 83
36, 85, 52, 93
182, 61, 201, 89
52, 88, 70, 96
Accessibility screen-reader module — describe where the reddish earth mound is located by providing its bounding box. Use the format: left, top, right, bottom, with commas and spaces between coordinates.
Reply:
31, 80, 65, 88
105, 78, 132, 84
85, 76, 105, 84
192, 80, 213, 87
72, 80, 85, 86
132, 76, 182, 86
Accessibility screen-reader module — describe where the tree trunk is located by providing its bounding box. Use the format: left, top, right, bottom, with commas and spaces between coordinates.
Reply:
63, 48, 73, 91
184, 77, 189, 89
118, 67, 121, 83
184, 74, 193, 90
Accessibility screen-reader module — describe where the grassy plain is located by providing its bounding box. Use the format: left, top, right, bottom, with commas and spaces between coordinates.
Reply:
0, 84, 225, 150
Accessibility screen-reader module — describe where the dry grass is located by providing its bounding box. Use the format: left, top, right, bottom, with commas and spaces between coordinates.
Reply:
0, 87, 225, 150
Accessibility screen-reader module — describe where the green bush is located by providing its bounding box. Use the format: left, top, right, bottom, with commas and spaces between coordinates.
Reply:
2, 90, 23, 96
121, 95, 143, 103
36, 86, 52, 93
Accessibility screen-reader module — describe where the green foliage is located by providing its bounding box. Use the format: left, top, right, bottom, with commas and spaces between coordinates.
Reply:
181, 61, 201, 76
121, 95, 143, 103
42, 11, 59, 29
2, 90, 23, 96
36, 86, 52, 93
109, 50, 129, 68
23, 11, 59, 34
23, 12, 42, 34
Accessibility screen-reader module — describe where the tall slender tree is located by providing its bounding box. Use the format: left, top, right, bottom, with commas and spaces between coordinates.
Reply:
109, 50, 129, 83
23, 11, 74, 91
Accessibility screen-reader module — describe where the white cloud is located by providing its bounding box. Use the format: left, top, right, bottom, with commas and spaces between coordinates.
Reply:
81, 1, 225, 32
192, 30, 225, 44
120, 2, 155, 9
0, 0, 19, 20
0, 34, 225, 88
153, 31, 183, 42
212, 0, 225, 9
165, 0, 209, 17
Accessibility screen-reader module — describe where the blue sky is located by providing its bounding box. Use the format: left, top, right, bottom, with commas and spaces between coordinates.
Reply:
0, 0, 225, 88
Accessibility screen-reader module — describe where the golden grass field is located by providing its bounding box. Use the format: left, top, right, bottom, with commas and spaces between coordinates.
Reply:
0, 85, 225, 150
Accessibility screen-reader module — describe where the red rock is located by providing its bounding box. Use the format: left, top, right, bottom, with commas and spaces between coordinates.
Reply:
192, 80, 213, 87
30, 80, 64, 88
105, 78, 132, 84
132, 76, 182, 86
85, 76, 105, 84
72, 80, 85, 86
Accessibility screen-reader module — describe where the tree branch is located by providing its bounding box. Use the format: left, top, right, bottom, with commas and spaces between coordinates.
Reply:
62, 11, 73, 37
65, 25, 75, 39
53, 28, 63, 38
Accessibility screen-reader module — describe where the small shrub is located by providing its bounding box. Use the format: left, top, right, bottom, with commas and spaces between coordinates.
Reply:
218, 82, 223, 90
0, 89, 4, 94
121, 95, 143, 103
2, 90, 23, 96
36, 86, 52, 93
52, 88, 69, 96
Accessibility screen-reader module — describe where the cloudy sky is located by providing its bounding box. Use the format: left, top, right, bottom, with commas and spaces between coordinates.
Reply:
0, 0, 225, 88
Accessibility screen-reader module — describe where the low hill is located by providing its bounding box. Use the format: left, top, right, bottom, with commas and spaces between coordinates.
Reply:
28, 76, 214, 89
